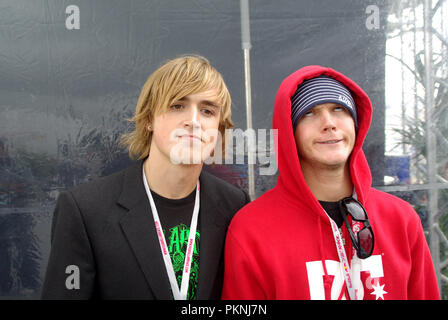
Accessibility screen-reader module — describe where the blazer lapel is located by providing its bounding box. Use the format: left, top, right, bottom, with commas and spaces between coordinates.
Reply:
117, 160, 172, 300
196, 172, 229, 299
116, 161, 230, 300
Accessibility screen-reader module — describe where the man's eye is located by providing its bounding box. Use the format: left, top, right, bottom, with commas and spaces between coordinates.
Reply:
201, 108, 214, 116
170, 104, 183, 110
334, 106, 346, 112
303, 110, 313, 117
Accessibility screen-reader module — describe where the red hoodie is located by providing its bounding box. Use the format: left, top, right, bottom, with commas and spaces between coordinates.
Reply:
222, 65, 440, 300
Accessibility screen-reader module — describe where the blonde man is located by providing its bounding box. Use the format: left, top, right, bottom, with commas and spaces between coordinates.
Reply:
42, 55, 250, 300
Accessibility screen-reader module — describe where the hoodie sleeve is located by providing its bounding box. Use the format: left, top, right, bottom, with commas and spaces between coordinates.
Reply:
221, 228, 267, 300
407, 211, 440, 300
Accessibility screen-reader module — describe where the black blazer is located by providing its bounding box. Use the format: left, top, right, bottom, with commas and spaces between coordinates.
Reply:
41, 160, 250, 299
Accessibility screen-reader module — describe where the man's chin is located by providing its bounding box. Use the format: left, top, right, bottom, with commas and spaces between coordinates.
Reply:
169, 147, 208, 165
170, 154, 203, 165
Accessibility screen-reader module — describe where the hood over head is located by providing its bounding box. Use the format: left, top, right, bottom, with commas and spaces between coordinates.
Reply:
273, 65, 373, 216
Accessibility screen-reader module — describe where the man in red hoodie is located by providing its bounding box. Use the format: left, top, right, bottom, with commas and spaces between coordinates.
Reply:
222, 66, 440, 300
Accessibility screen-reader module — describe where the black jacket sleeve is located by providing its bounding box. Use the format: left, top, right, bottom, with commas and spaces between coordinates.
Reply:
243, 189, 251, 205
41, 191, 96, 299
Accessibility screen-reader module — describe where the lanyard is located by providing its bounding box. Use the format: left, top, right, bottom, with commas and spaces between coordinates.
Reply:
326, 214, 359, 300
324, 193, 362, 300
142, 167, 200, 300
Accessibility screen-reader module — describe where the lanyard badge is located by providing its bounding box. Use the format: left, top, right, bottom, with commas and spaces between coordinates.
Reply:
142, 167, 200, 300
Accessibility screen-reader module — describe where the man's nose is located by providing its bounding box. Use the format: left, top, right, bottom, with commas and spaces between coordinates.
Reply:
183, 106, 200, 129
321, 110, 336, 131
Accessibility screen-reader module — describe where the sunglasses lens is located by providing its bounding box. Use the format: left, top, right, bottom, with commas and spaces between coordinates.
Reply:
358, 227, 374, 257
340, 197, 374, 259
344, 200, 367, 221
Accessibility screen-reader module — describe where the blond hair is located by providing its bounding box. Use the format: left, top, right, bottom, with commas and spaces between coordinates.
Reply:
120, 55, 234, 160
